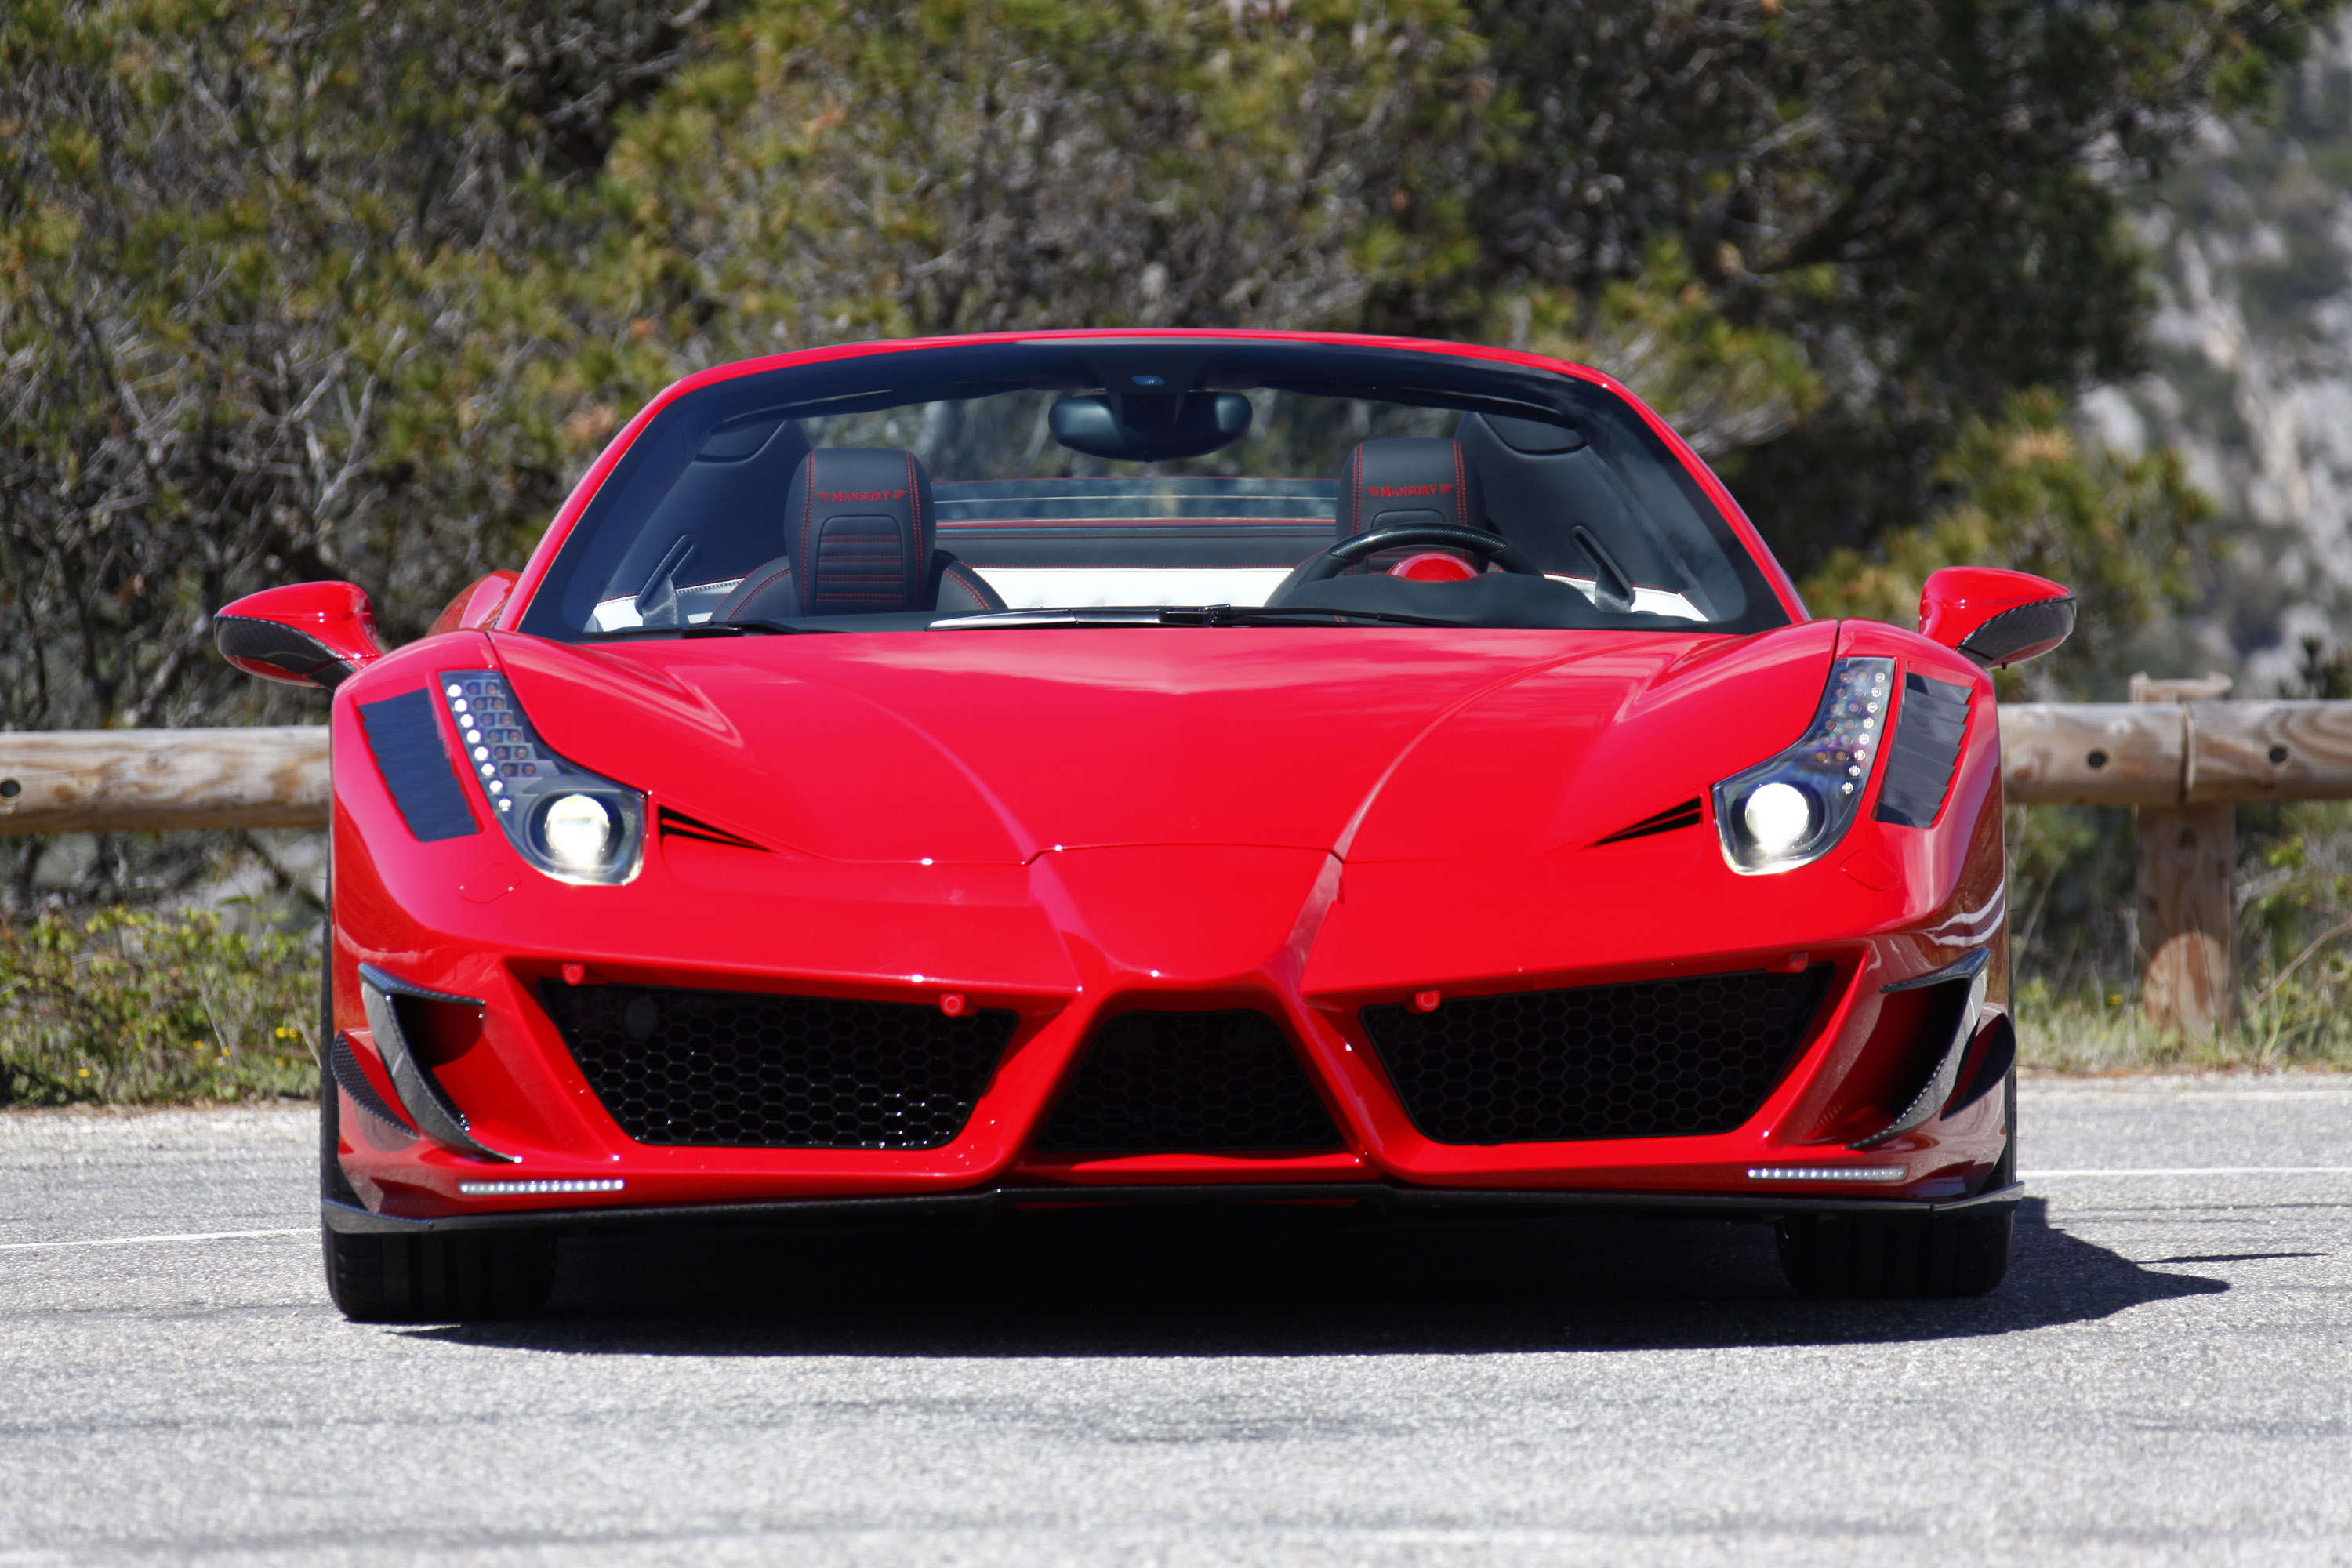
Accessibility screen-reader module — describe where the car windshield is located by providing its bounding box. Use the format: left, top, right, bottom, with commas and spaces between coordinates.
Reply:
518, 339, 1790, 640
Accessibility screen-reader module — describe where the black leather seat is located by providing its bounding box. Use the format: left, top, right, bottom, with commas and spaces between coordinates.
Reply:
1332, 436, 1490, 572
1259, 438, 1494, 603
714, 448, 1006, 620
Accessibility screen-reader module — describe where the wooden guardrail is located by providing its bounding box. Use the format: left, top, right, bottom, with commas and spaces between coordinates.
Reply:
11, 701, 2352, 828
6, 691, 2349, 1032
0, 728, 330, 836
1999, 698, 2352, 805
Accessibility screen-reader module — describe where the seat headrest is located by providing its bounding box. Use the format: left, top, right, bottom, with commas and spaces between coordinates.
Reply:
782, 448, 937, 615
1338, 437, 1486, 543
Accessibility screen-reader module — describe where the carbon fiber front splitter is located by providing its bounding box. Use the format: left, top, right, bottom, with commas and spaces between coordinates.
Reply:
324, 1180, 2023, 1236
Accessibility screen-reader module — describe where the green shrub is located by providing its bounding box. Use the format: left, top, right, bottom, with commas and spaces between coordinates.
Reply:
0, 909, 320, 1105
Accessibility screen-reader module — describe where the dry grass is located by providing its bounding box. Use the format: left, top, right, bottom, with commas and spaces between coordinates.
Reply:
2014, 978, 2352, 1075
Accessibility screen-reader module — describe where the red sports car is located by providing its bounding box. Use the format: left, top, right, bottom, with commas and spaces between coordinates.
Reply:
216, 330, 2074, 1320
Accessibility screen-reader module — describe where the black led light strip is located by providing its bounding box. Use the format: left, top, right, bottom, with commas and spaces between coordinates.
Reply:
439, 673, 550, 818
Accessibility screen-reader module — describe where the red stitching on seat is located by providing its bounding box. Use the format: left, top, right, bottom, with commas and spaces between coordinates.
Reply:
718, 561, 793, 620
906, 451, 924, 604
797, 454, 817, 609
916, 559, 1305, 569
1351, 445, 1363, 537
942, 563, 999, 612
938, 523, 1328, 537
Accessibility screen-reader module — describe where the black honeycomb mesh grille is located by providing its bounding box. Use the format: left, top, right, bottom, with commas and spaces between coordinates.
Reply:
540, 982, 1016, 1149
1036, 1009, 1344, 1153
1361, 967, 1830, 1145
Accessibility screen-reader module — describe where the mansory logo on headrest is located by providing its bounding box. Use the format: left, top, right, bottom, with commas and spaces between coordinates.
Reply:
817, 489, 910, 503
1365, 484, 1454, 497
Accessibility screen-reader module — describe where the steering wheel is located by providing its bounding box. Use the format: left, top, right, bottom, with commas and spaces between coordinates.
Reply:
1283, 524, 1544, 586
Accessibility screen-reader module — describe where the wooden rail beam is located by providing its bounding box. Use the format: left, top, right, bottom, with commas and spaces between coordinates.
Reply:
0, 728, 328, 836
1999, 703, 2182, 806
2001, 699, 2352, 805
2181, 700, 2352, 802
5, 698, 2352, 836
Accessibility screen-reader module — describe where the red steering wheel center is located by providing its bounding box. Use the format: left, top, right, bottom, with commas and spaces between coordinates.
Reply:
1388, 550, 1481, 583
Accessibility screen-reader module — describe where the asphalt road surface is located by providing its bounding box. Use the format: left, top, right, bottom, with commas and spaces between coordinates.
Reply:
2, 1076, 2347, 1566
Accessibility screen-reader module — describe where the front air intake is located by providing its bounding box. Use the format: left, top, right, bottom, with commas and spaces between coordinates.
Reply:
1036, 1009, 1344, 1153
541, 982, 1016, 1149
1361, 967, 1829, 1145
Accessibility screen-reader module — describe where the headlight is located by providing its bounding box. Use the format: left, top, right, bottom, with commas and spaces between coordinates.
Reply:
439, 671, 644, 885
542, 793, 615, 869
1713, 656, 1894, 874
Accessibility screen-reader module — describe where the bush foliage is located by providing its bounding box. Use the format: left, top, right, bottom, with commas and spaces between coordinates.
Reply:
0, 908, 318, 1104
8, 0, 2347, 1076
1800, 390, 2216, 698
3, 0, 2321, 739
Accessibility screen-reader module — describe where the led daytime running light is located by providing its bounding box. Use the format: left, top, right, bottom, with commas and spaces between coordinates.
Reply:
1747, 1165, 1907, 1183
440, 671, 645, 885
459, 1178, 627, 1196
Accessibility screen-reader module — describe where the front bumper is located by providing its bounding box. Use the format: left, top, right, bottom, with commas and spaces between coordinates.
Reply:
324, 1179, 2025, 1236
328, 823, 2014, 1226
326, 628, 2013, 1226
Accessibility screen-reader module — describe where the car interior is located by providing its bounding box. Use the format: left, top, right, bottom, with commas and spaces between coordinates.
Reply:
521, 339, 1788, 639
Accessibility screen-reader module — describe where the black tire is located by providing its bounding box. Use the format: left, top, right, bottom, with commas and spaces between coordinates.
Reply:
1777, 1067, 2016, 1298
325, 1225, 558, 1322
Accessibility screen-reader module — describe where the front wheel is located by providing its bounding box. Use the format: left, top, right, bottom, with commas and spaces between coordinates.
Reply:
325, 1225, 557, 1322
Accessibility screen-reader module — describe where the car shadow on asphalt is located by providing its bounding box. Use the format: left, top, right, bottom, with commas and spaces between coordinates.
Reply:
401, 1196, 2226, 1356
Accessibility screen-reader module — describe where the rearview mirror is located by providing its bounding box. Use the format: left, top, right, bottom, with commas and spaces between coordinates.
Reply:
215, 580, 385, 690
1917, 568, 2075, 668
1050, 391, 1252, 461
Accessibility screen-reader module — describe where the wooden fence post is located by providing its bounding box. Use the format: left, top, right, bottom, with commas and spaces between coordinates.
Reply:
2130, 673, 2237, 1035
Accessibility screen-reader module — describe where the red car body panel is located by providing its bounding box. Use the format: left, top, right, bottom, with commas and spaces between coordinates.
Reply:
297, 330, 2022, 1232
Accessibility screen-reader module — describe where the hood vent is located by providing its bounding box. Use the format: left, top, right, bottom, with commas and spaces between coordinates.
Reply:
1595, 797, 1703, 845
1875, 674, 1971, 829
657, 807, 766, 851
357, 689, 479, 844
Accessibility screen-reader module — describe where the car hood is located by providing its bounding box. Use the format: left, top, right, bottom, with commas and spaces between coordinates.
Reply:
490, 622, 1837, 865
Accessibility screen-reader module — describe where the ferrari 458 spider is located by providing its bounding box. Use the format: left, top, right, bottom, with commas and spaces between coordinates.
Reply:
216, 330, 2074, 1320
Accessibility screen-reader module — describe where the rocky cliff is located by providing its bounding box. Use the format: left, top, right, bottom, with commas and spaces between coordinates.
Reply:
2089, 20, 2352, 691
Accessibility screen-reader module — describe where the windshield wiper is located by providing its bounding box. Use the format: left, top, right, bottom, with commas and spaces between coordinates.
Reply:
583, 619, 835, 641
930, 608, 1169, 630
931, 604, 1466, 630
1161, 604, 1466, 629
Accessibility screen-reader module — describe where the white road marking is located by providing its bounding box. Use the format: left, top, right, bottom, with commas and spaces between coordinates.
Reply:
2031, 1167, 2352, 1178
0, 1227, 308, 1252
